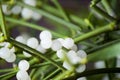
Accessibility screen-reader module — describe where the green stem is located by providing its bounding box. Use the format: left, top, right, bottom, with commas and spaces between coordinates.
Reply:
42, 4, 87, 28
17, 2, 81, 30
63, 68, 120, 80
105, 61, 112, 80
69, 15, 87, 28
51, 0, 75, 36
52, 0, 69, 21
9, 38, 65, 71
43, 69, 60, 80
0, 71, 17, 79
90, 0, 101, 7
74, 22, 115, 43
91, 5, 115, 21
0, 68, 14, 73
1, 73, 15, 80
31, 60, 61, 69
6, 17, 65, 38
0, 3, 9, 40
53, 69, 74, 80
101, 0, 115, 16
30, 69, 36, 78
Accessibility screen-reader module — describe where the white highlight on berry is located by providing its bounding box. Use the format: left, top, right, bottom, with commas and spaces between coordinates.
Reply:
39, 30, 52, 40
15, 36, 26, 44
16, 70, 29, 80
27, 37, 39, 49
51, 40, 62, 51
21, 8, 33, 20
36, 44, 47, 54
18, 60, 30, 71
62, 38, 74, 49
11, 5, 22, 15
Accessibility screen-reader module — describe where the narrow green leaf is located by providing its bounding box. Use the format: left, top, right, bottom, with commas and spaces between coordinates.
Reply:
91, 5, 115, 21
0, 71, 17, 79
9, 38, 65, 71
0, 68, 14, 73
88, 39, 120, 62
0, 4, 9, 39
74, 22, 115, 43
17, 2, 81, 30
63, 68, 120, 80
6, 17, 65, 38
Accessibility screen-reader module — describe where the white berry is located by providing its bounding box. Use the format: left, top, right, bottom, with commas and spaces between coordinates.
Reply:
51, 40, 62, 51
0, 42, 10, 48
67, 50, 81, 65
15, 36, 26, 44
23, 0, 36, 6
57, 38, 64, 45
71, 44, 78, 51
40, 40, 52, 49
77, 77, 87, 80
94, 61, 105, 68
11, 5, 22, 15
36, 44, 47, 54
63, 38, 74, 49
5, 53, 16, 63
75, 65, 86, 73
21, 8, 33, 20
27, 37, 39, 49
23, 51, 32, 57
32, 12, 42, 21
39, 30, 52, 40
10, 47, 16, 53
0, 47, 11, 59
63, 61, 72, 70
2, 5, 11, 15
77, 50, 87, 58
18, 60, 30, 71
56, 49, 64, 59
16, 70, 29, 80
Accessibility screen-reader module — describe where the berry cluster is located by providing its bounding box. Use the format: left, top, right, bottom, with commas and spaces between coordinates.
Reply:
2, 0, 42, 20
16, 30, 87, 73
0, 42, 16, 63
16, 60, 31, 80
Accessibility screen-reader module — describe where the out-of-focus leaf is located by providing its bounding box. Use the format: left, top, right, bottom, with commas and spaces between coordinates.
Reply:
88, 39, 120, 62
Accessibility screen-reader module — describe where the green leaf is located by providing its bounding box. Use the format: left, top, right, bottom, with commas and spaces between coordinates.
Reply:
17, 2, 81, 31
0, 4, 9, 39
6, 17, 66, 38
88, 39, 120, 62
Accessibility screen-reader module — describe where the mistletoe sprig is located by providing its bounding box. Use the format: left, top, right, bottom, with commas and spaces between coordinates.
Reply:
0, 0, 120, 80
